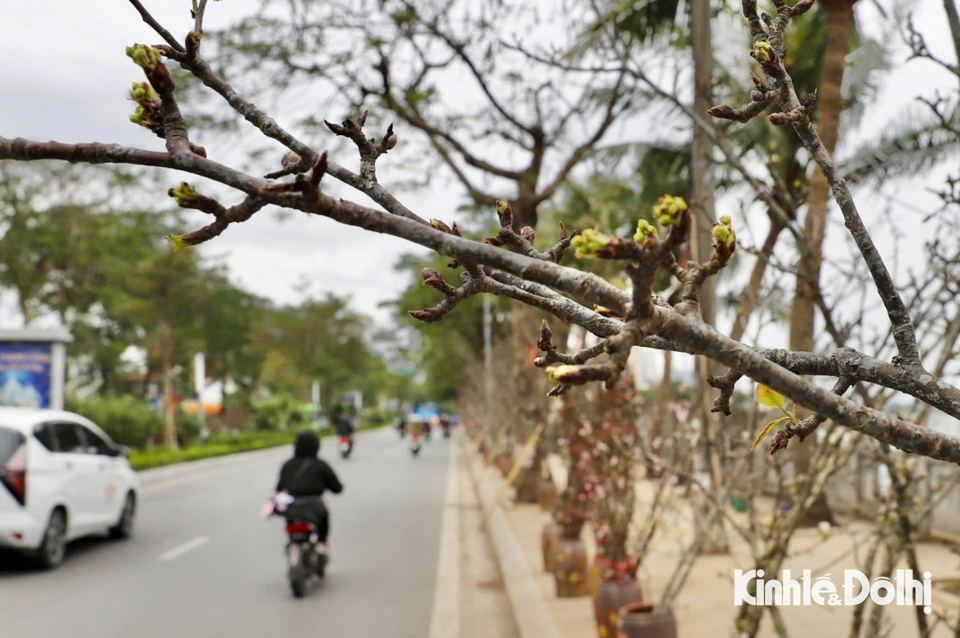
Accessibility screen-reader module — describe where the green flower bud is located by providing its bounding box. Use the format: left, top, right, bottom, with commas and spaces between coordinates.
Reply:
570, 227, 611, 259
754, 41, 774, 63
495, 198, 513, 228
129, 81, 159, 105
165, 235, 189, 251
652, 195, 687, 227
547, 365, 580, 384
168, 182, 198, 206
633, 219, 658, 242
129, 104, 157, 128
281, 151, 300, 169
126, 44, 163, 70
712, 216, 736, 249
130, 83, 147, 102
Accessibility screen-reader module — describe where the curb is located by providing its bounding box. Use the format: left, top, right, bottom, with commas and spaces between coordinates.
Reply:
429, 436, 461, 638
463, 441, 563, 638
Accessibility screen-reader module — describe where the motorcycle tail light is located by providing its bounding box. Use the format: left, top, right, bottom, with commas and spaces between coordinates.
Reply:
286, 522, 312, 534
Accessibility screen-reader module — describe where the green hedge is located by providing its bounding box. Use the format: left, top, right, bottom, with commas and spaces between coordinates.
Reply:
251, 394, 305, 431
66, 394, 163, 449
361, 407, 400, 428
128, 430, 296, 470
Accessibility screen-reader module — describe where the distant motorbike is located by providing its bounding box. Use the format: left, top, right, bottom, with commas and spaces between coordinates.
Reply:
269, 494, 327, 598
440, 416, 451, 439
338, 435, 353, 459
409, 422, 422, 457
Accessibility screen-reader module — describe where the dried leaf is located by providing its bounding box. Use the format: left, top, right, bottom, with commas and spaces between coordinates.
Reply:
750, 416, 790, 452
756, 383, 786, 409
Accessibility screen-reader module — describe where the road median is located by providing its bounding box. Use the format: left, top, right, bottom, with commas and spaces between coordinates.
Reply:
135, 423, 393, 484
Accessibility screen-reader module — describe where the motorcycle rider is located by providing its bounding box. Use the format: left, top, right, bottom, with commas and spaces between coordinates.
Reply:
333, 403, 355, 438
276, 431, 343, 554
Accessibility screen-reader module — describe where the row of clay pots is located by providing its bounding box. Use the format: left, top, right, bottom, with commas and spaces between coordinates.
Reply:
541, 522, 560, 573
599, 579, 677, 638
553, 536, 590, 597
538, 478, 557, 511
496, 454, 513, 477
540, 522, 677, 638
515, 466, 540, 504
618, 604, 677, 638
594, 577, 644, 637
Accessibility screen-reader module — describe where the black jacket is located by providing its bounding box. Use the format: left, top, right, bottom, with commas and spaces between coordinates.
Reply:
276, 432, 344, 497
276, 457, 343, 497
335, 416, 355, 437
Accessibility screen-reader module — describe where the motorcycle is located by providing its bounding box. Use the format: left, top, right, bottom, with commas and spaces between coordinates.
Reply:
268, 494, 327, 598
338, 435, 353, 459
440, 417, 451, 439
409, 422, 422, 457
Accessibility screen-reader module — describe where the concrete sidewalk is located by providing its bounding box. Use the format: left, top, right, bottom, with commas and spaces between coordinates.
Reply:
470, 447, 960, 638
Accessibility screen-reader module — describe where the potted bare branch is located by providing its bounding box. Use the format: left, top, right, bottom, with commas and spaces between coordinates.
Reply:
552, 507, 589, 597
541, 518, 561, 573
550, 419, 596, 597
538, 465, 558, 511
583, 392, 646, 638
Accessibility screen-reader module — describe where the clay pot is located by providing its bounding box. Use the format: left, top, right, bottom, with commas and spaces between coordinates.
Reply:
594, 577, 644, 638
586, 562, 602, 597
616, 603, 677, 638
552, 538, 588, 597
515, 466, 540, 504
559, 515, 586, 540
538, 479, 558, 511
541, 522, 561, 573
497, 454, 513, 477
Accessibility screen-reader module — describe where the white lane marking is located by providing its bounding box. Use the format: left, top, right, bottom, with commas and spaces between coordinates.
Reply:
158, 536, 210, 562
429, 437, 461, 638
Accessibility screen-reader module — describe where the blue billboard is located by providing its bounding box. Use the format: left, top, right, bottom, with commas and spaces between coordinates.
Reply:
0, 342, 53, 408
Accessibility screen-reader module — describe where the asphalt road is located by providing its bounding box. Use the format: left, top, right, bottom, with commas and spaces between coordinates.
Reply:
0, 427, 452, 638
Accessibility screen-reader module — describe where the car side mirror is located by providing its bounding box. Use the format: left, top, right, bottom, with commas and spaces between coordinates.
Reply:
106, 445, 130, 458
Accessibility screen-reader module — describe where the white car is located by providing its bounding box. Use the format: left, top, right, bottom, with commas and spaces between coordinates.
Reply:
0, 407, 139, 568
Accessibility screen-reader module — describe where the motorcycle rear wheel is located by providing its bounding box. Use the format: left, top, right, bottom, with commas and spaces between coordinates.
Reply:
316, 554, 327, 578
290, 577, 306, 598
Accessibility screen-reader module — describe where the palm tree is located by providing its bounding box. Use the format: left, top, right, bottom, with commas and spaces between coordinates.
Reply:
789, 0, 858, 357
785, 0, 859, 527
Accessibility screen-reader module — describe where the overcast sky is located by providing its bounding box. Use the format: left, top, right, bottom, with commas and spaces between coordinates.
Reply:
0, 0, 957, 340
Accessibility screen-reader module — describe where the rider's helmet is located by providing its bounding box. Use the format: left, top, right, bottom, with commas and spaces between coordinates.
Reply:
294, 431, 320, 457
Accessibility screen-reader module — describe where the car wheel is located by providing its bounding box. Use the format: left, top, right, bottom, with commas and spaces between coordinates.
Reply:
109, 492, 136, 540
36, 509, 67, 569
